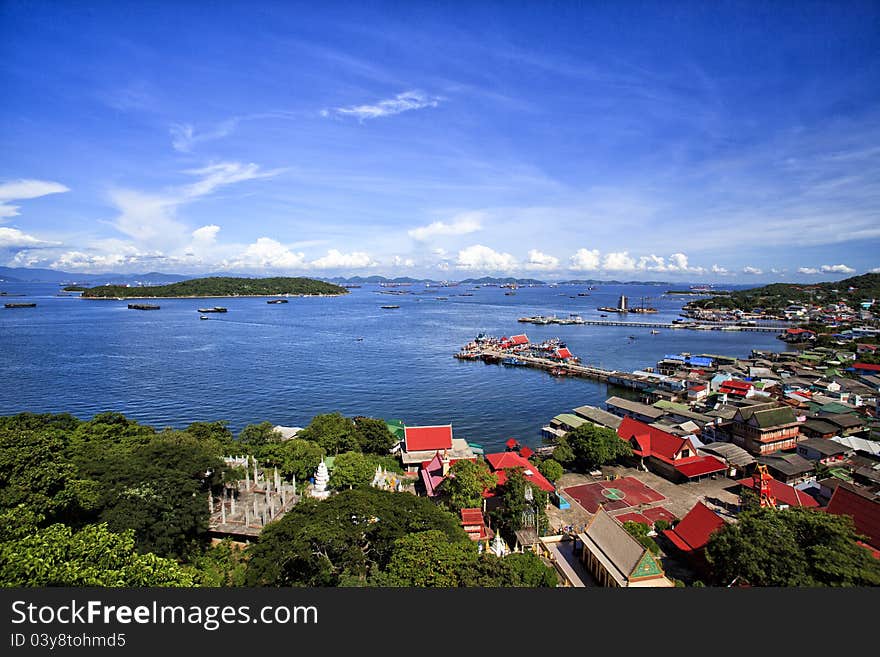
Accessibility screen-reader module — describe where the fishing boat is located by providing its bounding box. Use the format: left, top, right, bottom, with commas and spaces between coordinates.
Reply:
380, 305, 400, 309
200, 315, 209, 320
197, 306, 227, 313
4, 302, 36, 308
650, 329, 660, 334
267, 299, 288, 304
128, 303, 160, 310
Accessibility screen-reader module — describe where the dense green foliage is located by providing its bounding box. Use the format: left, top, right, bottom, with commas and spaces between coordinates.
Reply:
329, 451, 380, 489
705, 507, 880, 586
537, 458, 564, 483
0, 412, 230, 568
352, 416, 397, 455
381, 530, 557, 587
490, 469, 550, 538
81, 276, 348, 298
687, 273, 880, 312
244, 488, 466, 586
295, 412, 360, 454
565, 423, 632, 471
622, 521, 661, 555
0, 509, 195, 587
549, 436, 575, 467
436, 459, 497, 511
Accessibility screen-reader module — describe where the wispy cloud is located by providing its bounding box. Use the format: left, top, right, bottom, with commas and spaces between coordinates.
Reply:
322, 91, 442, 122
170, 120, 239, 153
108, 162, 281, 250
798, 267, 819, 274
408, 212, 484, 241
742, 266, 763, 275
0, 179, 70, 219
0, 227, 57, 248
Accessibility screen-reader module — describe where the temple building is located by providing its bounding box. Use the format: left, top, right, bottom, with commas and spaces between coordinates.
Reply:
577, 508, 673, 587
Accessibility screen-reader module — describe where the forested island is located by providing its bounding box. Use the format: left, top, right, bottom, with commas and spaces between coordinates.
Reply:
685, 273, 880, 312
80, 276, 348, 298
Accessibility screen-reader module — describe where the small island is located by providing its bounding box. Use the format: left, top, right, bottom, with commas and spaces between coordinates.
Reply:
80, 276, 349, 299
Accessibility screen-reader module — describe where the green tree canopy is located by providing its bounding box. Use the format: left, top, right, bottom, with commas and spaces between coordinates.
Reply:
296, 413, 359, 454
384, 530, 478, 586
353, 416, 397, 455
237, 421, 281, 447
252, 438, 324, 482
705, 507, 880, 586
550, 436, 575, 467
436, 459, 497, 512
0, 510, 195, 587
566, 423, 632, 471
245, 488, 466, 586
96, 434, 226, 559
538, 459, 564, 483
490, 468, 550, 539
329, 451, 377, 490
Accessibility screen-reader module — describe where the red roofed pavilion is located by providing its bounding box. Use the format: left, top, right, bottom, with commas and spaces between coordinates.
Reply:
663, 501, 726, 554
737, 476, 819, 508
484, 451, 555, 494
404, 424, 453, 452
825, 482, 880, 553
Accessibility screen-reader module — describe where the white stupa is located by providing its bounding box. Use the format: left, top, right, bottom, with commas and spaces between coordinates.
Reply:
311, 458, 330, 499
489, 531, 510, 557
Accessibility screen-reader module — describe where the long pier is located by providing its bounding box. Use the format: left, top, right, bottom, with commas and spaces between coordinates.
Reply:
518, 317, 786, 332
457, 347, 618, 383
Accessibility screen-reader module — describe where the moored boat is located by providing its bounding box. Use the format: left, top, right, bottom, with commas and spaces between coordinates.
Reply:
197, 307, 227, 313
128, 303, 160, 310
4, 302, 36, 308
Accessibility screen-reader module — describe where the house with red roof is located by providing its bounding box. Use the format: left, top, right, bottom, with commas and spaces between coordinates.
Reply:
483, 451, 555, 497
662, 501, 726, 576
500, 334, 529, 349
553, 347, 574, 361
719, 379, 754, 398
420, 451, 449, 498
852, 362, 880, 374
825, 482, 880, 556
616, 417, 726, 483
736, 475, 819, 508
460, 507, 494, 548
400, 423, 477, 472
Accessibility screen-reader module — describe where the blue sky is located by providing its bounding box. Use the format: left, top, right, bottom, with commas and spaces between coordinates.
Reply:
1, 0, 879, 281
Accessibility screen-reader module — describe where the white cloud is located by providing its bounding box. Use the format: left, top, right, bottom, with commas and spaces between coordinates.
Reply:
324, 90, 441, 122
408, 212, 483, 241
108, 162, 279, 251
742, 266, 764, 275
309, 249, 377, 270
391, 255, 415, 267
455, 244, 518, 272
230, 238, 306, 270
0, 227, 56, 248
820, 264, 855, 274
0, 179, 69, 219
569, 248, 601, 271
191, 224, 220, 244
524, 249, 559, 271
603, 251, 636, 271
170, 119, 238, 153
871, 267, 880, 273
711, 264, 729, 274
798, 267, 819, 274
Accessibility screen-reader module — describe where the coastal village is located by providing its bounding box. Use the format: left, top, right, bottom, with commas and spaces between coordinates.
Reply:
206, 281, 880, 588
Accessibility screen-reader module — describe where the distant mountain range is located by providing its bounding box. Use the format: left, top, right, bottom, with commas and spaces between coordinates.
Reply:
0, 266, 683, 288
0, 267, 192, 286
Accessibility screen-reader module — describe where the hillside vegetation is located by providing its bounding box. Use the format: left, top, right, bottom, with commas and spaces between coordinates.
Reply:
686, 273, 880, 312
81, 276, 348, 298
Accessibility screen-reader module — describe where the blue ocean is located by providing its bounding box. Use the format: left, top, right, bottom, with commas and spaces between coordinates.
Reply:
0, 282, 783, 451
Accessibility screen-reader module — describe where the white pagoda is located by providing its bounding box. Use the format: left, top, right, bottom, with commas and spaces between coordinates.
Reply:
311, 458, 331, 500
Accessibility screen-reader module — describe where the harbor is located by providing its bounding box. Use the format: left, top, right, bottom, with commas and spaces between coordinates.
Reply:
517, 316, 787, 332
